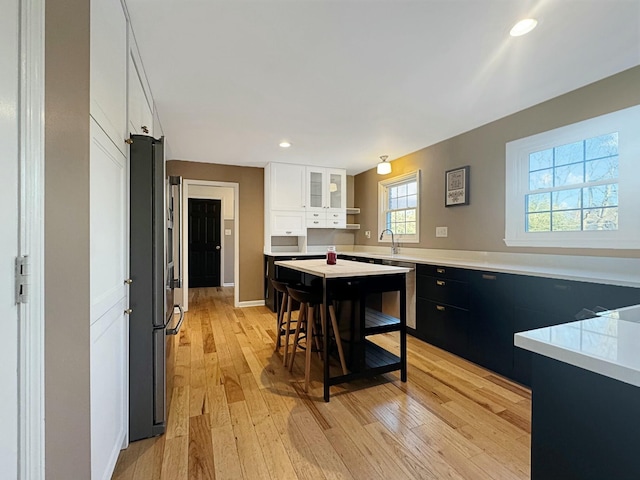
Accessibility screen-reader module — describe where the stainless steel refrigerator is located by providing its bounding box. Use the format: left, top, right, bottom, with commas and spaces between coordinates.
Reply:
129, 134, 183, 442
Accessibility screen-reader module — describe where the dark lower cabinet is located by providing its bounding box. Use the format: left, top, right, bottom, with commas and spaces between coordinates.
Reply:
417, 299, 468, 356
530, 355, 640, 480
414, 263, 640, 387
468, 271, 516, 379
415, 265, 470, 359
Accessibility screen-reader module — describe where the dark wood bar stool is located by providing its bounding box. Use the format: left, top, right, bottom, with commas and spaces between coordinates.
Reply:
271, 279, 298, 363
286, 286, 348, 392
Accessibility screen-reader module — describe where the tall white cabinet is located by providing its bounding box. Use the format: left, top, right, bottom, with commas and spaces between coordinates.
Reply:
264, 162, 347, 252
89, 0, 159, 478
89, 0, 129, 478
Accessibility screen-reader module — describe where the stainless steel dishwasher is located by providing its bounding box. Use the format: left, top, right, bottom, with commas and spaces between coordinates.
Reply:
381, 260, 416, 330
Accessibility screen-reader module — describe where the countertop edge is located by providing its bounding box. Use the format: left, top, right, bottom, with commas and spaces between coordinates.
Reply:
514, 328, 640, 388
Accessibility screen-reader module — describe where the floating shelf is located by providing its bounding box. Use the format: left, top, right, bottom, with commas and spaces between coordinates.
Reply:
346, 207, 360, 215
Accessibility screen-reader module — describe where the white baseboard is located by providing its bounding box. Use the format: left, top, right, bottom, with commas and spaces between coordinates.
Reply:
237, 300, 265, 308
223, 282, 235, 287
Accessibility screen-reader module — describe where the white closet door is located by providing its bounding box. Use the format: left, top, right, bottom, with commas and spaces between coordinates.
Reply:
90, 118, 128, 480
0, 0, 20, 476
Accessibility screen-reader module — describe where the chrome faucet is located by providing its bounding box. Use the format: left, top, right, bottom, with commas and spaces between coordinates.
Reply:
379, 229, 399, 255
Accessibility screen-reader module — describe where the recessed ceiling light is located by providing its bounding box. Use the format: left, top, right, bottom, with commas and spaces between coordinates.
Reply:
279, 141, 291, 148
510, 18, 538, 37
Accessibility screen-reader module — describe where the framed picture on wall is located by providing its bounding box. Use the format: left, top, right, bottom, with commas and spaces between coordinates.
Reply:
445, 166, 470, 207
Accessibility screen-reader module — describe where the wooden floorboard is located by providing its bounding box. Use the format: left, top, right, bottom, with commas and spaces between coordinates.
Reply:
113, 286, 531, 479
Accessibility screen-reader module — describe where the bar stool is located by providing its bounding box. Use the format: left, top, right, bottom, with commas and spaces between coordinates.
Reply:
286, 286, 348, 392
271, 279, 289, 352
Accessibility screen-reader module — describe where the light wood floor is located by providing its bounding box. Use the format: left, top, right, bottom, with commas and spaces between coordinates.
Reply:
113, 287, 531, 480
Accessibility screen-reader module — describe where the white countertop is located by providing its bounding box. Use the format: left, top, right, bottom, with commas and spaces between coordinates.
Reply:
274, 258, 412, 278
266, 247, 640, 288
515, 304, 640, 387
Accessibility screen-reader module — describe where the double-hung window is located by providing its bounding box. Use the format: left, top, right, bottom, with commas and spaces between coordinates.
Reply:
505, 105, 640, 248
378, 171, 420, 243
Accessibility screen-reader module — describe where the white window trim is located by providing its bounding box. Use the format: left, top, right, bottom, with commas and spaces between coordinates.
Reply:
505, 105, 640, 249
378, 170, 421, 244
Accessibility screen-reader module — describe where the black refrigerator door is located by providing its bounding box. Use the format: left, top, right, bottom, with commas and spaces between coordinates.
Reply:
153, 328, 166, 429
129, 134, 168, 441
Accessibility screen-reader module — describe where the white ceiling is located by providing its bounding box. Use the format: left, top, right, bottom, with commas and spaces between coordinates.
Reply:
126, 0, 640, 175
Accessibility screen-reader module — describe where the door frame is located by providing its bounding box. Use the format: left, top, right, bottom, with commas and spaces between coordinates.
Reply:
18, 0, 46, 477
182, 179, 240, 309
187, 197, 225, 289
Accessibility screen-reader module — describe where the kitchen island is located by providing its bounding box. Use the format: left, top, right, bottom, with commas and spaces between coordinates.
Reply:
515, 304, 640, 480
274, 258, 412, 401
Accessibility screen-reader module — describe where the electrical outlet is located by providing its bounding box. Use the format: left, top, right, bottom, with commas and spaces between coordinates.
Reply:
365, 230, 371, 239
436, 226, 448, 237
224, 229, 232, 236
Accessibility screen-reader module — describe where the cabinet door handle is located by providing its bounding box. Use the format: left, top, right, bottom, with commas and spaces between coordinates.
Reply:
436, 280, 446, 286
482, 274, 497, 280
333, 221, 338, 225
285, 231, 292, 234
436, 305, 445, 311
313, 221, 319, 224
436, 268, 445, 274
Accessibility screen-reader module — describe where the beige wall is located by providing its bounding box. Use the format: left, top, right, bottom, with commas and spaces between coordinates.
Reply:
355, 66, 640, 259
45, 0, 92, 477
167, 160, 264, 302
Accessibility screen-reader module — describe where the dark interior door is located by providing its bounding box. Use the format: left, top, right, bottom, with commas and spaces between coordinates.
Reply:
188, 198, 221, 288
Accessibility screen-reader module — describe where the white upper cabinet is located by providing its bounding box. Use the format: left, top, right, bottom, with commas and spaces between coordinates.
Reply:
269, 163, 306, 211
90, 0, 127, 153
128, 55, 153, 137
128, 44, 154, 137
305, 167, 346, 214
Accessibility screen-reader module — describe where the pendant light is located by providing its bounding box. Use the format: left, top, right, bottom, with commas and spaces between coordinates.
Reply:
377, 155, 391, 175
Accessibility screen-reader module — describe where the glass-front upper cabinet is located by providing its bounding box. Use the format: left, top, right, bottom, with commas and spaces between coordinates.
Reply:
305, 167, 346, 213
308, 169, 324, 210
327, 169, 346, 212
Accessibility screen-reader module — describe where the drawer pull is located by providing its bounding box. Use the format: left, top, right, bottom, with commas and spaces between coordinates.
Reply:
436, 305, 445, 311
436, 268, 445, 274
313, 221, 319, 224
285, 231, 292, 234
482, 274, 497, 280
436, 280, 446, 286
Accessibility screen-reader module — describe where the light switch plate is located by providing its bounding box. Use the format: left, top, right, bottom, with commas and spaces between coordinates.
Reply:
436, 226, 448, 237
224, 229, 232, 236
365, 230, 371, 239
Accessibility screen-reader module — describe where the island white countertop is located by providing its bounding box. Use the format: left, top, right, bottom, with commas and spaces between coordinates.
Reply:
274, 258, 412, 278
515, 304, 640, 387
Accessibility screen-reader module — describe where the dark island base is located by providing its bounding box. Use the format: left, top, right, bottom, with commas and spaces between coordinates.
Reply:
531, 354, 640, 480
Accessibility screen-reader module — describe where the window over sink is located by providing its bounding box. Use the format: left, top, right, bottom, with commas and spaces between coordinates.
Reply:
378, 170, 420, 243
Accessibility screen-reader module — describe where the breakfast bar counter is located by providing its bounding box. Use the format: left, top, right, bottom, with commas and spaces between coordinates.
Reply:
275, 259, 412, 401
